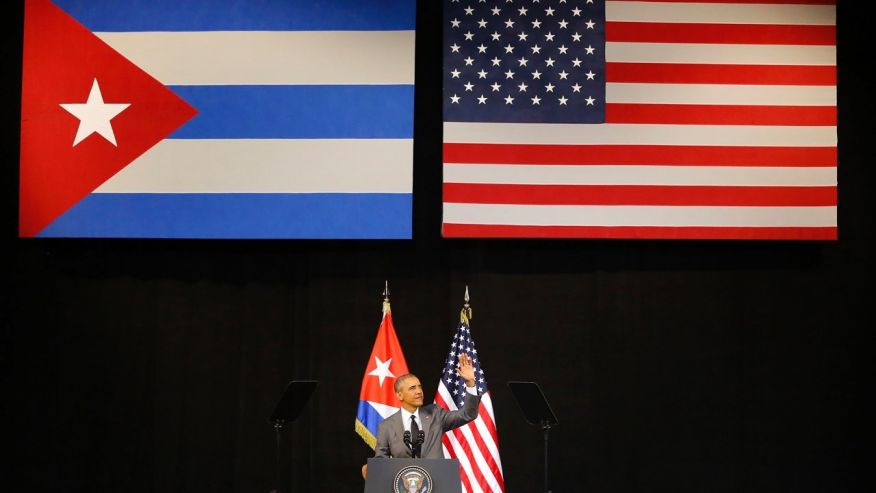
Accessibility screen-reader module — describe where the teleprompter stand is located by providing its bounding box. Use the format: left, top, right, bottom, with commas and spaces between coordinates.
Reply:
268, 380, 318, 493
508, 381, 559, 493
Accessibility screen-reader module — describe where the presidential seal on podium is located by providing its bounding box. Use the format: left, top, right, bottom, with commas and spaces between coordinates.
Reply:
393, 465, 433, 493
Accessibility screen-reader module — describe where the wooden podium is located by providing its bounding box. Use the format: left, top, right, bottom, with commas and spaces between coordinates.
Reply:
364, 458, 462, 493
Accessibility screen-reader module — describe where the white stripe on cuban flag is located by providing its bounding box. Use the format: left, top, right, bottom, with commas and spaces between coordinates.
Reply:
42, 0, 416, 239
364, 401, 399, 421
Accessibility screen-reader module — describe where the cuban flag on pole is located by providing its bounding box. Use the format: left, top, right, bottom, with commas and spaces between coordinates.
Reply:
19, 0, 415, 238
355, 295, 409, 449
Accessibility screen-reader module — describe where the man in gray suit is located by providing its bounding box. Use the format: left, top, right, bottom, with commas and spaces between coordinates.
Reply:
374, 352, 480, 459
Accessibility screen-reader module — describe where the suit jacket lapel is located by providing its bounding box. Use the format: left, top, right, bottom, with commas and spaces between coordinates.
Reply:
396, 412, 406, 445
420, 406, 433, 441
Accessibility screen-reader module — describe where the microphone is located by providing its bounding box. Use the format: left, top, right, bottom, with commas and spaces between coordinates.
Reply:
412, 431, 425, 458
403, 431, 412, 450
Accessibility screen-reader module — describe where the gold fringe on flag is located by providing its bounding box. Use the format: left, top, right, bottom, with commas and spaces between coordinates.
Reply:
355, 419, 377, 450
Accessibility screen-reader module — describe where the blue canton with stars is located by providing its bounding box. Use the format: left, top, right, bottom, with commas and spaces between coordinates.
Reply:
441, 316, 489, 409
443, 0, 605, 123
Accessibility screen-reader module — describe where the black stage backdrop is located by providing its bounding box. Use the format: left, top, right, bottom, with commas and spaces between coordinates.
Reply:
4, 2, 868, 492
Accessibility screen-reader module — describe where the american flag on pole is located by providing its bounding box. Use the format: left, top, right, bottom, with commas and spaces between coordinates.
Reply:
435, 291, 504, 493
442, 0, 837, 240
355, 294, 410, 449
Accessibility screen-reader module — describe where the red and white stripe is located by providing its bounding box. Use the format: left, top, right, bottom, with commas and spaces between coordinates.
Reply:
443, 0, 837, 240
436, 385, 505, 493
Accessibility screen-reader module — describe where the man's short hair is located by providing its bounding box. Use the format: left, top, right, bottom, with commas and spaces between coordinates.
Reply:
394, 373, 418, 393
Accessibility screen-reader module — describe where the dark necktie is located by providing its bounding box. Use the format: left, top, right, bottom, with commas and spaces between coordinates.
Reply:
410, 415, 421, 457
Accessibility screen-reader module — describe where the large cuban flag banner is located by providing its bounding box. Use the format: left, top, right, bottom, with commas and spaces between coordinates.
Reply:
19, 0, 415, 238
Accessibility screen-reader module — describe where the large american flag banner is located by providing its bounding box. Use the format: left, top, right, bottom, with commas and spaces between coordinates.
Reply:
442, 0, 837, 240
435, 301, 504, 493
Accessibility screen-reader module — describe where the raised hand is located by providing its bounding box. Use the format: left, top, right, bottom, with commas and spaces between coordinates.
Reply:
457, 352, 476, 387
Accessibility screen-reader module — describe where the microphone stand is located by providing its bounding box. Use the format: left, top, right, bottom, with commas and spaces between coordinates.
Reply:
414, 431, 425, 459
404, 430, 425, 458
403, 431, 412, 457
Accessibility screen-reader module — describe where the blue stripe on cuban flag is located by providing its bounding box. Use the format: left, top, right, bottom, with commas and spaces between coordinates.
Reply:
355, 400, 384, 443
43, 0, 416, 239
167, 85, 413, 139
356, 397, 399, 445
51, 0, 416, 31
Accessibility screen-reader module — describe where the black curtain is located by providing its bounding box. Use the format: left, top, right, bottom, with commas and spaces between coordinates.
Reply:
5, 2, 866, 492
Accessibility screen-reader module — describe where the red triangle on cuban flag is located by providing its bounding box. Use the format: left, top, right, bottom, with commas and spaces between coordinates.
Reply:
360, 307, 410, 407
19, 0, 197, 237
